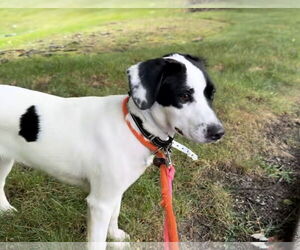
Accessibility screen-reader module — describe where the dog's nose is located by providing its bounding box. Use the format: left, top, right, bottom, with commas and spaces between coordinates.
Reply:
206, 124, 225, 141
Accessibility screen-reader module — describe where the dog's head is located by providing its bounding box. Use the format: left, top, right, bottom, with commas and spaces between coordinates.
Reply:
127, 53, 224, 143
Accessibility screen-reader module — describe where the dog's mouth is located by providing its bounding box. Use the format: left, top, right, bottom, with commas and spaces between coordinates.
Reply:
175, 127, 184, 136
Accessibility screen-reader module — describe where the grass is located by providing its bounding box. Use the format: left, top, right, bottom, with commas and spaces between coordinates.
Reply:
0, 8, 299, 242
0, 9, 174, 49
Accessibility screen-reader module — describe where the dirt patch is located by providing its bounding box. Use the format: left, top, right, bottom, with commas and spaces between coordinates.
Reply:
181, 111, 300, 242
189, 8, 223, 13
231, 113, 299, 241
0, 16, 228, 61
264, 114, 300, 239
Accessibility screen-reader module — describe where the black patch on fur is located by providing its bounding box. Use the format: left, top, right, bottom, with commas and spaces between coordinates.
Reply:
155, 59, 189, 108
178, 53, 216, 102
136, 58, 167, 109
19, 105, 40, 142
128, 53, 215, 109
128, 58, 190, 109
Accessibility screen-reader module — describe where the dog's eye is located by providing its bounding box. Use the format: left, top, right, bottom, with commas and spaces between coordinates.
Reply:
178, 93, 191, 104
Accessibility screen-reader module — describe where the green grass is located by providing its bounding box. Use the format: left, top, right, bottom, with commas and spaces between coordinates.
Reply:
0, 9, 175, 49
0, 8, 299, 242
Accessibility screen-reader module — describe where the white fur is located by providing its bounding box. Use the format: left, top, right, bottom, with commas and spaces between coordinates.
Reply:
0, 85, 151, 242
0, 54, 223, 243
127, 63, 148, 106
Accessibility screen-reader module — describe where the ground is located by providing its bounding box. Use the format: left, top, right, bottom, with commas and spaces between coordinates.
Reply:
0, 9, 299, 242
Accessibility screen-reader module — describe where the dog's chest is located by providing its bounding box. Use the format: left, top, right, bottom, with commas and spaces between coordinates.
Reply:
145, 155, 155, 167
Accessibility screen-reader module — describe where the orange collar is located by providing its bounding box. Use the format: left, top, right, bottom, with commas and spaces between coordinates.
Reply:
122, 96, 165, 158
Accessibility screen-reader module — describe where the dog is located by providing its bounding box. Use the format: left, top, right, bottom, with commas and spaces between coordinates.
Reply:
0, 53, 224, 242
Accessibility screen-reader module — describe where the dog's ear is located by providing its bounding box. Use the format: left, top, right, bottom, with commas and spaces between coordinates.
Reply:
127, 58, 167, 110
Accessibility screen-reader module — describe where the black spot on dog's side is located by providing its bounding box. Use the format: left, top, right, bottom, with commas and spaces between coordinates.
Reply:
19, 105, 40, 142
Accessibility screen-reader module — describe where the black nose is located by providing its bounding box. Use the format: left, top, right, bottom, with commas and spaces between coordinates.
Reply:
206, 124, 225, 141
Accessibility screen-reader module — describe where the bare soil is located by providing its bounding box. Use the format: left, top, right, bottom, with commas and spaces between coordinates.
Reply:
232, 113, 300, 241
260, 114, 300, 241
182, 112, 300, 242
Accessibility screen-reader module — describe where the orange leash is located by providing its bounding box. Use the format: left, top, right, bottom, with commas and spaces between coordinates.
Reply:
122, 97, 179, 248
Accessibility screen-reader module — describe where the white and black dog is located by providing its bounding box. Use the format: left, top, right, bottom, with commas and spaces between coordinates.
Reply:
0, 53, 224, 242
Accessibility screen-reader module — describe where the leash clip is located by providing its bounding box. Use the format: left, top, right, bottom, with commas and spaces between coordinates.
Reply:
165, 149, 172, 168
152, 147, 173, 168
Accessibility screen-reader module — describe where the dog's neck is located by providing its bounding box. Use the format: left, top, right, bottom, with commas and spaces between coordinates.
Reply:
127, 98, 172, 141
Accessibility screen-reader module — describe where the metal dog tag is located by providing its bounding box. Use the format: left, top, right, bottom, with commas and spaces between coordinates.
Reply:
172, 141, 199, 161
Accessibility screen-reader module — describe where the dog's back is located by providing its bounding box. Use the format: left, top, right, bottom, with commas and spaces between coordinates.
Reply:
0, 85, 60, 130
0, 85, 62, 160
0, 85, 132, 188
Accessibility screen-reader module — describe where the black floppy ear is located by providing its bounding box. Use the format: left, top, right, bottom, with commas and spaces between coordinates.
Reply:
127, 58, 167, 110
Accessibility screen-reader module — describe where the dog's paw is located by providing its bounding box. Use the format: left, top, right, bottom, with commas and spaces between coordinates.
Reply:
0, 203, 17, 215
108, 229, 130, 242
107, 242, 130, 249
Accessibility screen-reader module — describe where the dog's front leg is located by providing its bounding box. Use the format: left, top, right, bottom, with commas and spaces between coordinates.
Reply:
108, 196, 129, 241
87, 194, 118, 242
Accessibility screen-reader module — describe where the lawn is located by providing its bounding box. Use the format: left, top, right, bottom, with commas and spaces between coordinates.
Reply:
0, 8, 299, 242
